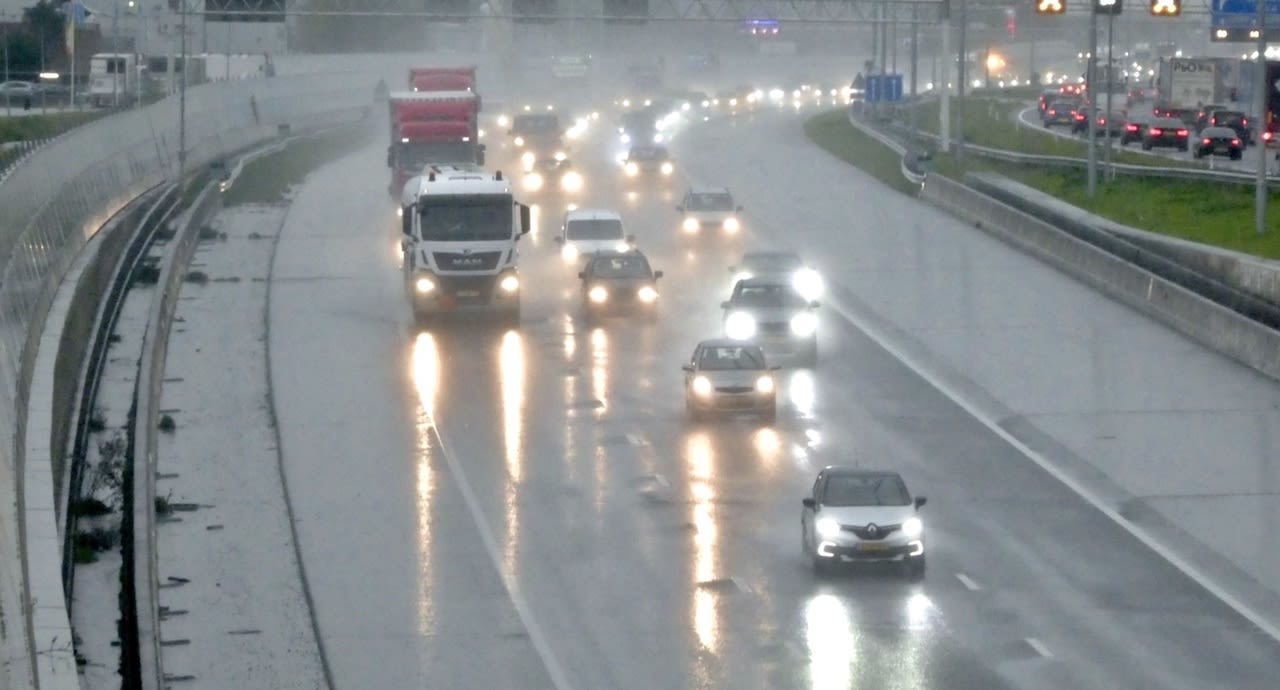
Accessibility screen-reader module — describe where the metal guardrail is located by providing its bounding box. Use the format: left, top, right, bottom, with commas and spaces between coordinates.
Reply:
882, 120, 1280, 188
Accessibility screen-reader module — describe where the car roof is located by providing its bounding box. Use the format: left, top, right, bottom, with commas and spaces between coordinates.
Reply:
820, 466, 906, 481
743, 250, 800, 261
734, 276, 793, 289
587, 249, 649, 262
565, 208, 622, 221
688, 185, 731, 195
695, 338, 766, 350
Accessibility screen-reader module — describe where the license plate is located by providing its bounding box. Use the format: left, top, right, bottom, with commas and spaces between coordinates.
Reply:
858, 542, 890, 552
456, 290, 480, 297
1215, 146, 1227, 153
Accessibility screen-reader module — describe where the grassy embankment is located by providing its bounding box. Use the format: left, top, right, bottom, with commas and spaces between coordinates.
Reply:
804, 107, 1280, 259
221, 124, 375, 206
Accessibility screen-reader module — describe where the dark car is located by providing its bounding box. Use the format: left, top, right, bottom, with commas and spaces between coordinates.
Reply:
578, 250, 663, 319
1210, 110, 1253, 145
1038, 88, 1060, 115
1042, 100, 1078, 128
1193, 126, 1244, 160
1093, 110, 1127, 138
1195, 104, 1228, 133
1072, 106, 1102, 135
1120, 115, 1148, 145
1141, 117, 1189, 151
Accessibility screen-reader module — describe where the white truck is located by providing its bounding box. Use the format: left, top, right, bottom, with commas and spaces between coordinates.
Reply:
400, 164, 532, 326
88, 52, 139, 107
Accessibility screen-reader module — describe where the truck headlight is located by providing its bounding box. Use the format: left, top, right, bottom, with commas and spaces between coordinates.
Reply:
638, 286, 658, 302
523, 172, 544, 191
682, 217, 699, 233
790, 312, 818, 337
624, 162, 639, 176
561, 243, 579, 262
723, 217, 740, 233
514, 135, 525, 147
692, 375, 712, 396
660, 161, 674, 175
499, 274, 520, 293
755, 375, 774, 394
725, 311, 756, 340
792, 268, 824, 299
521, 151, 536, 169
561, 171, 583, 192
588, 285, 608, 303
414, 276, 435, 294
816, 518, 840, 539
902, 517, 923, 538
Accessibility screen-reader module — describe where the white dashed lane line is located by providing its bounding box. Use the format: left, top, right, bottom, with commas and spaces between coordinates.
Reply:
955, 572, 983, 591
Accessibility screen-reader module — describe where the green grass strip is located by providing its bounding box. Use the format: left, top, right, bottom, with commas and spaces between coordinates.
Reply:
803, 109, 917, 196
221, 125, 374, 206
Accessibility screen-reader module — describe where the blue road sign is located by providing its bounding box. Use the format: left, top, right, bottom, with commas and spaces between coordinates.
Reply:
865, 74, 904, 103
1211, 0, 1280, 29
886, 75, 904, 102
866, 74, 882, 103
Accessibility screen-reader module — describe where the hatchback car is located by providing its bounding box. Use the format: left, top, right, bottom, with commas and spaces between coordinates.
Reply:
1071, 105, 1101, 135
578, 250, 663, 319
801, 467, 927, 578
721, 278, 819, 366
676, 187, 743, 236
623, 144, 674, 177
1193, 126, 1244, 160
1042, 100, 1078, 128
682, 340, 777, 422
1141, 117, 1189, 151
1120, 117, 1147, 146
1210, 110, 1253, 145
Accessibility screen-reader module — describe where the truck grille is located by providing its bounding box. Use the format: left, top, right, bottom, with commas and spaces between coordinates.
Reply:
433, 251, 501, 272
438, 275, 496, 303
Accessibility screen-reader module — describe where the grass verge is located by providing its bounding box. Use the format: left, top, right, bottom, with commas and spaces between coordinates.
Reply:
221, 124, 374, 206
0, 111, 109, 144
804, 108, 1280, 258
803, 110, 917, 196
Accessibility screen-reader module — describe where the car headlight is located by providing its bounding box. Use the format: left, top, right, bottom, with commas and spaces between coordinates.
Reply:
620, 133, 631, 144
734, 271, 753, 282
755, 375, 774, 394
902, 516, 923, 539
614, 242, 631, 253
561, 171, 584, 192
654, 133, 665, 143
624, 162, 639, 176
514, 135, 525, 147
816, 517, 840, 539
723, 217, 740, 233
588, 285, 608, 303
660, 161, 674, 175
497, 114, 510, 127
638, 285, 658, 302
396, 207, 403, 218
790, 312, 818, 337
792, 268, 823, 300
725, 311, 756, 340
414, 276, 435, 294
499, 274, 520, 293
682, 217, 699, 233
523, 172, 544, 191
554, 151, 567, 161
521, 151, 536, 169
692, 375, 712, 396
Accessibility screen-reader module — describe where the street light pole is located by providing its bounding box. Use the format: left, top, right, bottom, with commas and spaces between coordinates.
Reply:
179, 0, 187, 179
956, 0, 967, 161
112, 1, 119, 107
1086, 5, 1099, 199
1256, 0, 1269, 234
1104, 10, 1114, 179
940, 5, 950, 153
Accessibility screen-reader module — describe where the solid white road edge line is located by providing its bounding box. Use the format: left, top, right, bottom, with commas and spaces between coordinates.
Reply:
1025, 637, 1054, 658
955, 573, 982, 591
825, 298, 1280, 645
428, 423, 575, 690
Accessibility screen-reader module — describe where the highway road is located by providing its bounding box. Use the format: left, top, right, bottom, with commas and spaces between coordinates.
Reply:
257, 94, 1280, 689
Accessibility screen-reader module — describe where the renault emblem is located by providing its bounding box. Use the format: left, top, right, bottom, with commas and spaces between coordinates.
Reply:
866, 524, 878, 535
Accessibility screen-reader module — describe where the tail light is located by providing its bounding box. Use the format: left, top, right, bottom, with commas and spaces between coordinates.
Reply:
1264, 131, 1273, 142
1203, 138, 1212, 145
1149, 128, 1162, 136
1074, 113, 1085, 121
1126, 124, 1138, 132
1176, 129, 1189, 137
1232, 139, 1241, 146
1242, 118, 1248, 125
1048, 109, 1056, 115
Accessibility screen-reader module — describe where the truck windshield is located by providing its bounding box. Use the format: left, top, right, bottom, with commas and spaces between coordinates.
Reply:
419, 195, 513, 242
401, 142, 475, 168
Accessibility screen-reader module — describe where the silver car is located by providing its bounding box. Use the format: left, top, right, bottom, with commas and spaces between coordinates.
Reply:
721, 278, 819, 366
801, 467, 927, 578
682, 339, 777, 422
676, 186, 743, 237
727, 251, 823, 300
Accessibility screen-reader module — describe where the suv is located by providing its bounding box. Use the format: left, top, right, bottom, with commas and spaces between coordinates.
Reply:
676, 186, 743, 236
1210, 110, 1253, 145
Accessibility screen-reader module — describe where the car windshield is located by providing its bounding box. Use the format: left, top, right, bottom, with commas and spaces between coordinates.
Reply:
732, 283, 807, 308
591, 256, 651, 278
1214, 112, 1245, 124
822, 474, 911, 507
1202, 127, 1237, 138
401, 142, 477, 168
419, 195, 513, 242
622, 112, 657, 131
686, 193, 733, 211
514, 114, 560, 134
566, 219, 624, 240
629, 146, 668, 160
743, 254, 802, 273
698, 346, 766, 370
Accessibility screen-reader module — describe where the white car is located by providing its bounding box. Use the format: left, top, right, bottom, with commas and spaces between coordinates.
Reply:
555, 208, 635, 263
801, 467, 927, 578
727, 251, 823, 300
676, 186, 743, 237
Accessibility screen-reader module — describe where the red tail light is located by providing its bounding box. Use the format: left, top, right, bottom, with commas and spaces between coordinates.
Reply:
1203, 138, 1212, 145
1242, 118, 1248, 125
1176, 129, 1189, 137
1098, 118, 1107, 125
1232, 139, 1241, 146
1149, 128, 1162, 136
1048, 109, 1056, 115
1074, 113, 1085, 121
1126, 124, 1138, 132
1264, 132, 1274, 142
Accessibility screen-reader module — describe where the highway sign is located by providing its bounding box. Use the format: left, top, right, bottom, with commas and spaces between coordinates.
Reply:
1211, 0, 1280, 29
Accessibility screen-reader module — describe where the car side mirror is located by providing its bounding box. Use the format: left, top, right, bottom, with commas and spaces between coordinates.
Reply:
577, 271, 586, 279
681, 364, 693, 372
654, 270, 664, 279
914, 496, 927, 509
554, 236, 564, 244
675, 205, 684, 212
720, 300, 730, 309
519, 203, 531, 236
802, 497, 816, 509
809, 300, 820, 309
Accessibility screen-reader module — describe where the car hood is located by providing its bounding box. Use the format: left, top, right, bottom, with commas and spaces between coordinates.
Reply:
698, 368, 767, 386
816, 504, 916, 527
589, 277, 654, 291
567, 239, 628, 253
724, 306, 802, 323
689, 210, 734, 220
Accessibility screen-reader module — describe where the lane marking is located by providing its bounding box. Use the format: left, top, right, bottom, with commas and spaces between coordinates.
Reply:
955, 572, 982, 591
825, 297, 1280, 645
625, 432, 648, 447
428, 424, 574, 690
1025, 637, 1053, 658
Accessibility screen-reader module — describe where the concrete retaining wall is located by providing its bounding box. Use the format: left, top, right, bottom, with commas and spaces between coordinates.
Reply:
922, 173, 1280, 382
